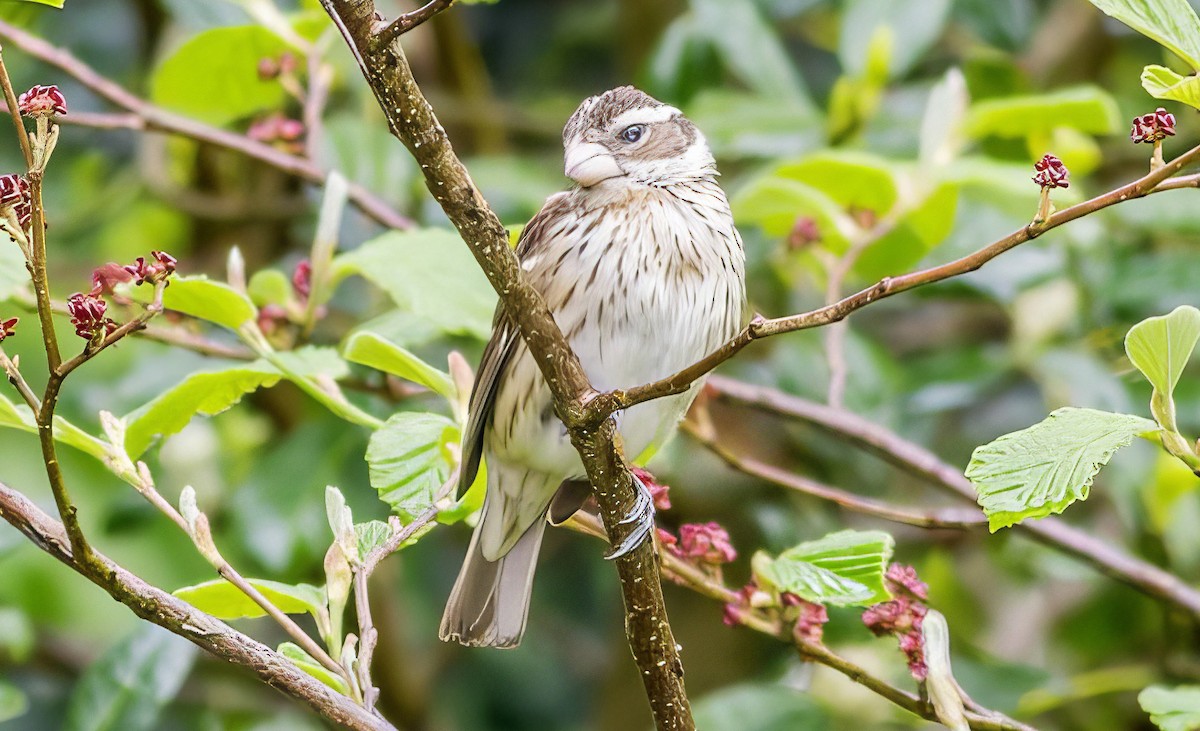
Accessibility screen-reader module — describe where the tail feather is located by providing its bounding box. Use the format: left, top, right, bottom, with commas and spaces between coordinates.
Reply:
439, 504, 546, 648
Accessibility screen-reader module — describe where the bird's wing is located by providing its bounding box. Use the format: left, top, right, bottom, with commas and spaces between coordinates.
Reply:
457, 192, 572, 497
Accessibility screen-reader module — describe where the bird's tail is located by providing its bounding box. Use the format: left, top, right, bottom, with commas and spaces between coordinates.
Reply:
438, 502, 546, 648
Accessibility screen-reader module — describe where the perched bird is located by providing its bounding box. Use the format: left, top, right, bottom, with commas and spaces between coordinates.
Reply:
439, 86, 746, 648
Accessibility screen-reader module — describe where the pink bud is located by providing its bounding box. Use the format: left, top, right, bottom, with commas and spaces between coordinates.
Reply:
18, 84, 67, 117
0, 316, 17, 342
678, 522, 737, 564
1131, 107, 1176, 143
1032, 154, 1069, 189
292, 258, 313, 300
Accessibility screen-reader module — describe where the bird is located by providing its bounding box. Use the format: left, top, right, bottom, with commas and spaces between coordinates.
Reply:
439, 86, 746, 648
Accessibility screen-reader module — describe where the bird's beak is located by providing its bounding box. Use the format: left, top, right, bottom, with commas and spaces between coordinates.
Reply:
564, 141, 623, 187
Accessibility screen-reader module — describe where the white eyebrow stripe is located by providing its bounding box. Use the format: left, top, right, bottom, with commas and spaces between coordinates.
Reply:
611, 105, 680, 129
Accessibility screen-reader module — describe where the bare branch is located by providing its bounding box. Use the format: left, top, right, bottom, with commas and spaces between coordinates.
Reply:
376, 0, 455, 45
585, 143, 1200, 425
0, 480, 395, 731
0, 21, 413, 231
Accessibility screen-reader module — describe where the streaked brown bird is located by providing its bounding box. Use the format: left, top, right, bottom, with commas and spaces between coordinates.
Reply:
439, 86, 746, 648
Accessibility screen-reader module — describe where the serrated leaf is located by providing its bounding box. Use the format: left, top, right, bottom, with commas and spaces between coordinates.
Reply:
753, 530, 895, 606
1142, 65, 1200, 110
355, 520, 394, 562
1085, 0, 1200, 70
0, 680, 27, 724
173, 578, 326, 623
965, 86, 1121, 139
151, 26, 290, 126
157, 276, 257, 330
1126, 306, 1200, 399
367, 412, 458, 522
63, 625, 196, 731
123, 364, 280, 457
966, 407, 1157, 531
342, 330, 456, 402
277, 643, 347, 694
1140, 685, 1200, 731
335, 229, 496, 339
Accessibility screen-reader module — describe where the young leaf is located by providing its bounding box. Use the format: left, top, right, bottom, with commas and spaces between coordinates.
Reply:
0, 393, 111, 462
367, 412, 459, 522
247, 269, 292, 307
157, 276, 257, 331
774, 150, 899, 218
1085, 0, 1200, 70
173, 578, 326, 623
342, 330, 457, 403
919, 67, 969, 167
151, 26, 290, 126
277, 643, 348, 694
1142, 65, 1200, 110
355, 520, 395, 562
753, 529, 895, 606
1139, 685, 1200, 731
335, 229, 497, 339
965, 86, 1121, 140
63, 625, 197, 731
1125, 305, 1200, 430
966, 407, 1157, 531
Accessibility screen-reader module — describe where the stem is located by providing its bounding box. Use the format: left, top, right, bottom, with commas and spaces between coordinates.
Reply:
0, 47, 31, 168
375, 0, 455, 44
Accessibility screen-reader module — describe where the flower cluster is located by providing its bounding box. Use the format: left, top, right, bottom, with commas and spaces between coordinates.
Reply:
123, 250, 177, 286
0, 316, 16, 343
1032, 154, 1069, 189
631, 467, 672, 510
0, 173, 31, 231
248, 114, 305, 153
18, 84, 67, 117
660, 521, 735, 565
720, 580, 829, 643
67, 292, 117, 341
1131, 107, 1176, 144
861, 563, 929, 681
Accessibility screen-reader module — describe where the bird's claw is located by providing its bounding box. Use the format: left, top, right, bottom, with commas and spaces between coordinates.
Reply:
604, 471, 656, 560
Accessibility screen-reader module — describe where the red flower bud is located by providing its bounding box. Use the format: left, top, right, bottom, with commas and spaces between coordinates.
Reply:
0, 316, 17, 342
678, 521, 737, 564
792, 600, 828, 644
292, 258, 313, 300
18, 85, 67, 117
123, 250, 177, 286
632, 467, 671, 510
885, 563, 929, 600
1131, 107, 1176, 144
1033, 154, 1069, 189
66, 292, 116, 340
0, 174, 31, 230
90, 263, 134, 295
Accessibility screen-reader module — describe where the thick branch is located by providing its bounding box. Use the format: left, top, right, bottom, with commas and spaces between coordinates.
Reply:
708, 375, 1200, 618
0, 481, 394, 731
318, 2, 693, 726
0, 21, 412, 231
586, 144, 1200, 424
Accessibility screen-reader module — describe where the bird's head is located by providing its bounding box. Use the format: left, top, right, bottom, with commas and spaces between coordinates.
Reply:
561, 86, 715, 189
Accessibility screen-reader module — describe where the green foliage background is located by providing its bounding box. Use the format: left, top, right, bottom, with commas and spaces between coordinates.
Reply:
1, 0, 1199, 729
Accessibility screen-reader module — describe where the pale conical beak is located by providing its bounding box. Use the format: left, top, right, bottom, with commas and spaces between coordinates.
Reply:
564, 141, 623, 187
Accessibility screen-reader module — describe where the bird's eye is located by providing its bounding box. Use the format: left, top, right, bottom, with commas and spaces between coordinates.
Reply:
620, 125, 644, 143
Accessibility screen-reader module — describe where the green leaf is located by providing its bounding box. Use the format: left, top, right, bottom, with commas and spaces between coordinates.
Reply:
150, 26, 290, 126
775, 151, 899, 217
158, 276, 257, 331
367, 412, 458, 522
15, 0, 65, 6
124, 363, 280, 457
753, 529, 895, 606
1085, 0, 1200, 70
965, 86, 1121, 139
1142, 65, 1200, 110
355, 520, 394, 562
64, 625, 197, 731
919, 68, 969, 168
277, 643, 347, 694
342, 330, 457, 403
966, 407, 1158, 531
247, 269, 292, 307
0, 680, 27, 724
732, 176, 852, 253
173, 578, 326, 622
335, 229, 496, 339
0, 393, 110, 462
854, 181, 960, 281
690, 0, 813, 105
1127, 306, 1200, 402
1140, 685, 1200, 731
693, 683, 828, 730
840, 0, 955, 79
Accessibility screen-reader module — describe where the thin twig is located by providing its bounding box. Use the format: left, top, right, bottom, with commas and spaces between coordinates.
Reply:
707, 375, 1200, 618
0, 348, 40, 411
375, 0, 455, 45
681, 421, 988, 529
583, 143, 1200, 425
57, 281, 166, 379
0, 21, 413, 231
0, 480, 394, 731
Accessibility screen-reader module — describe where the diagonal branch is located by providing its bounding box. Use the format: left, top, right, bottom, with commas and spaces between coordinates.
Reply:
0, 20, 412, 231
318, 2, 694, 727
707, 375, 1200, 618
583, 144, 1200, 425
0, 480, 395, 731
375, 0, 455, 45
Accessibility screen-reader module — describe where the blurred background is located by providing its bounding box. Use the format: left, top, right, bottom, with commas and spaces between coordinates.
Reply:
0, 0, 1198, 729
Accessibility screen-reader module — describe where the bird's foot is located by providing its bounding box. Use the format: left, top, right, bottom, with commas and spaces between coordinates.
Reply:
604, 471, 655, 560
